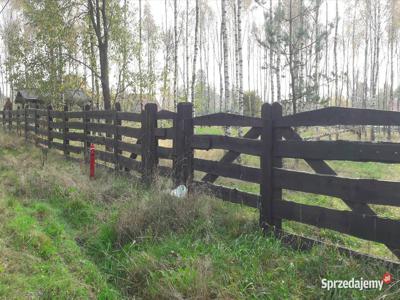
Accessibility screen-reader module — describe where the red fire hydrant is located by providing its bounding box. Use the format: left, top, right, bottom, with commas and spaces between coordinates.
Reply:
90, 143, 95, 179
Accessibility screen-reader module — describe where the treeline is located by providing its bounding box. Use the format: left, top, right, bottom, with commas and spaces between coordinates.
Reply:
0, 0, 399, 116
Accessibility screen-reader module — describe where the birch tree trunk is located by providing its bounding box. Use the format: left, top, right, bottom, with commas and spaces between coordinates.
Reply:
334, 0, 339, 106
389, 0, 395, 138
276, 0, 282, 104
139, 0, 143, 111
186, 0, 189, 100
269, 0, 274, 104
221, 0, 231, 135
191, 0, 200, 105
237, 0, 244, 137
173, 0, 178, 110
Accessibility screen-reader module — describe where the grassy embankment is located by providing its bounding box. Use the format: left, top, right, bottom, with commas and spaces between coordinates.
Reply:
0, 129, 399, 299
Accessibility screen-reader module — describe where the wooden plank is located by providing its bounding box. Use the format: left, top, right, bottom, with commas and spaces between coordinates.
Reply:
192, 181, 259, 208
49, 121, 63, 129
158, 146, 173, 159
117, 111, 142, 122
49, 143, 70, 153
85, 110, 114, 119
66, 132, 85, 142
87, 122, 114, 134
49, 111, 64, 118
278, 127, 400, 258
117, 126, 142, 138
275, 199, 400, 248
192, 134, 262, 156
157, 110, 176, 120
202, 127, 261, 182
67, 144, 82, 154
118, 141, 141, 155
65, 111, 84, 118
279, 127, 337, 175
96, 150, 115, 163
275, 168, 400, 207
193, 112, 262, 127
155, 127, 175, 139
85, 135, 114, 148
276, 107, 400, 127
67, 121, 85, 130
50, 131, 63, 140
277, 230, 400, 269
275, 140, 400, 163
193, 158, 261, 183
50, 141, 82, 154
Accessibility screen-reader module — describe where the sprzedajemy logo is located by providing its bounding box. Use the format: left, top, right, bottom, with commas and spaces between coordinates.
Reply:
321, 272, 393, 291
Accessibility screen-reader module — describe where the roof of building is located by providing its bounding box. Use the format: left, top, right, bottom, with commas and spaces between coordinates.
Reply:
14, 90, 43, 104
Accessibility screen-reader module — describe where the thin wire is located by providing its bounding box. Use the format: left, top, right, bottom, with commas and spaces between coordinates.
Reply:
0, 0, 10, 15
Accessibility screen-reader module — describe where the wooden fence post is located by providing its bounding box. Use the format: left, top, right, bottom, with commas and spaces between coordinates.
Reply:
24, 106, 28, 140
114, 102, 122, 170
174, 102, 194, 187
47, 105, 53, 148
141, 103, 158, 184
260, 103, 274, 232
271, 102, 283, 231
16, 107, 20, 136
8, 109, 12, 131
34, 104, 39, 137
1, 109, 4, 128
63, 105, 70, 157
83, 104, 90, 163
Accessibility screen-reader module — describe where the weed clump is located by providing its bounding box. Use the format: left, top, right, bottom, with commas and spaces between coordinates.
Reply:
116, 191, 213, 245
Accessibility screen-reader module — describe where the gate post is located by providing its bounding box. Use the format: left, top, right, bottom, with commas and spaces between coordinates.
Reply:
16, 107, 20, 135
271, 102, 283, 232
24, 106, 28, 140
47, 105, 53, 148
260, 103, 274, 232
8, 109, 12, 131
114, 102, 122, 170
63, 105, 70, 157
174, 102, 193, 187
141, 103, 158, 184
34, 105, 38, 136
83, 104, 91, 163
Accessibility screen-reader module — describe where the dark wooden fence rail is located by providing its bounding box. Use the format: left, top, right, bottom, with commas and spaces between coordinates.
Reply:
2, 102, 400, 262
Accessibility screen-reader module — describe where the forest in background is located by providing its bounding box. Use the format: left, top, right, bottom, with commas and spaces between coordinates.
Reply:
1, 0, 400, 117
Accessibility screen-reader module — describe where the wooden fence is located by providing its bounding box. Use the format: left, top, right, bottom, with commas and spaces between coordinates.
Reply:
2, 102, 400, 262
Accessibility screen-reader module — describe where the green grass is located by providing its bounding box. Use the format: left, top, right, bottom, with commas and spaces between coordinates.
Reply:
0, 129, 400, 299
